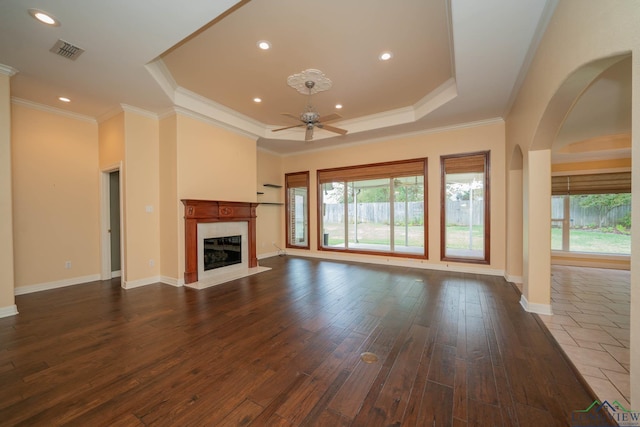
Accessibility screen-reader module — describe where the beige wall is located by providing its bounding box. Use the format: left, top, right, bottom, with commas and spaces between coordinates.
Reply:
98, 113, 125, 282
0, 72, 15, 312
98, 113, 125, 170
506, 1, 639, 405
282, 121, 506, 272
256, 149, 284, 256
176, 114, 257, 201
552, 158, 631, 174
159, 115, 179, 281
122, 111, 160, 284
11, 103, 100, 288
505, 168, 523, 281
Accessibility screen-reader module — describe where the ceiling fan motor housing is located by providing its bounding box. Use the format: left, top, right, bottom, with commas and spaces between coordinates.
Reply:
301, 111, 319, 123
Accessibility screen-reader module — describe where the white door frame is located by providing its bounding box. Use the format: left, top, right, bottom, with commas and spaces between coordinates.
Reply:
100, 163, 124, 282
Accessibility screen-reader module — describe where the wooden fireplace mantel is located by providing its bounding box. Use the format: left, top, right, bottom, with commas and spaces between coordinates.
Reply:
182, 199, 259, 284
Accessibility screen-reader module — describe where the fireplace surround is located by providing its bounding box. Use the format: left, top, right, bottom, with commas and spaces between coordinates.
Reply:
182, 199, 260, 285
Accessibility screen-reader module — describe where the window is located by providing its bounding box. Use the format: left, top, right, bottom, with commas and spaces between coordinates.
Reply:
285, 171, 309, 249
318, 159, 427, 257
441, 151, 490, 263
551, 172, 631, 255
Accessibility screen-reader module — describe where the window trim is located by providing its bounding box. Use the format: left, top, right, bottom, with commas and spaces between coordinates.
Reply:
316, 158, 428, 259
285, 171, 310, 250
440, 151, 490, 264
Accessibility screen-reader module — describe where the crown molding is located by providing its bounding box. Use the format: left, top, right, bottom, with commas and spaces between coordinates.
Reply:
148, 57, 461, 143
172, 106, 259, 141
270, 78, 457, 143
145, 58, 177, 101
257, 145, 284, 157
329, 106, 415, 137
173, 87, 266, 138
0, 64, 18, 77
277, 117, 505, 157
11, 97, 97, 124
97, 106, 124, 123
97, 104, 159, 123
121, 104, 159, 120
413, 77, 458, 119
157, 108, 177, 120
147, 58, 266, 139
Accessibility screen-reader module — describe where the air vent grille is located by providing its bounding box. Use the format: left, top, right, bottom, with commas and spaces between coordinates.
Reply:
50, 39, 84, 60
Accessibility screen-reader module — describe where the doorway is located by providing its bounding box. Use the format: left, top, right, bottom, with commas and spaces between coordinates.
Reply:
101, 165, 123, 282
109, 171, 121, 277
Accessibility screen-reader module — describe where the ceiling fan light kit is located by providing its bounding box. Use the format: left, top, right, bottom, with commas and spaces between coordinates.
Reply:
273, 69, 348, 141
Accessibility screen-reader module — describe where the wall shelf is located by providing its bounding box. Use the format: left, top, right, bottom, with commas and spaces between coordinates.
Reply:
258, 183, 283, 204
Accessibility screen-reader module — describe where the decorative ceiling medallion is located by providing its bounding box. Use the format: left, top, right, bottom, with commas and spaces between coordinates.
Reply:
287, 69, 332, 95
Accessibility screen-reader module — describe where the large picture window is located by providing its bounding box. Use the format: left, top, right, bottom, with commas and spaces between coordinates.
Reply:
285, 171, 309, 249
318, 159, 427, 258
552, 172, 631, 255
441, 151, 490, 264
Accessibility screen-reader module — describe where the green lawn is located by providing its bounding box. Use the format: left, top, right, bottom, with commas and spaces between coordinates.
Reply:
323, 222, 424, 246
445, 225, 484, 250
322, 222, 480, 249
551, 228, 630, 254
322, 222, 631, 255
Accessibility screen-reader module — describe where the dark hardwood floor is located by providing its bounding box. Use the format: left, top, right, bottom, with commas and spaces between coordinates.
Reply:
0, 256, 608, 426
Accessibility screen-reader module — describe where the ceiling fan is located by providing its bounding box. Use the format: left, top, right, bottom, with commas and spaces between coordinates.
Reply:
272, 81, 348, 141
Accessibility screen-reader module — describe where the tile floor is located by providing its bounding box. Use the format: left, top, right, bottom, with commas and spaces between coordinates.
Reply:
538, 265, 631, 409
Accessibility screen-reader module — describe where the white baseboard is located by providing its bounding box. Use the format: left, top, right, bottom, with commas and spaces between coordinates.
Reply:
122, 276, 161, 289
519, 295, 553, 315
111, 270, 122, 278
0, 304, 18, 318
505, 274, 523, 284
14, 274, 101, 295
282, 249, 506, 277
258, 251, 280, 260
160, 276, 182, 287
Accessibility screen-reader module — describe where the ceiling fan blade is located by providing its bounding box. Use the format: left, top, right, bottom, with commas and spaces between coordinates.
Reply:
272, 124, 304, 132
305, 126, 313, 141
322, 124, 348, 135
281, 113, 301, 121
317, 113, 341, 123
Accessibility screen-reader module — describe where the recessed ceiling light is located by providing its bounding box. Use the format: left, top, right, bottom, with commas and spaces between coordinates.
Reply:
28, 8, 60, 26
58, 97, 71, 103
253, 97, 262, 103
257, 40, 271, 50
335, 104, 343, 109
379, 51, 393, 61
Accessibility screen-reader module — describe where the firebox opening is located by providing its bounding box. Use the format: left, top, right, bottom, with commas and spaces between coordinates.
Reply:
203, 235, 242, 271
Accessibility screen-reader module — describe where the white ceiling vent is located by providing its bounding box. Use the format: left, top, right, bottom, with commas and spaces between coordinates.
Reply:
50, 39, 84, 60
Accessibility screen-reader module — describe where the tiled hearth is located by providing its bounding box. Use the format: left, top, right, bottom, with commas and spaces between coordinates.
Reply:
538, 265, 631, 408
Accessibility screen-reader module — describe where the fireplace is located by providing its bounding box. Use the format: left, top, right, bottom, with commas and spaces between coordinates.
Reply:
182, 200, 268, 288
203, 236, 242, 270
196, 221, 248, 283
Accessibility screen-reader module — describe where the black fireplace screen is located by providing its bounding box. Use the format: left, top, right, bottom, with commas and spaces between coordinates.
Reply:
203, 235, 242, 271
